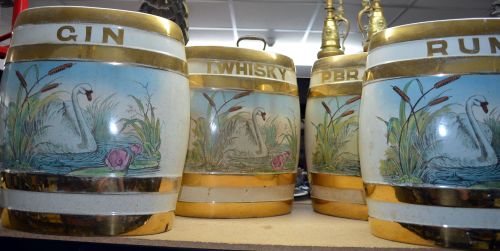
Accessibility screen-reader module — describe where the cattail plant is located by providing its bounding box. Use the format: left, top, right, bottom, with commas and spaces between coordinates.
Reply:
48, 63, 74, 75
434, 75, 460, 89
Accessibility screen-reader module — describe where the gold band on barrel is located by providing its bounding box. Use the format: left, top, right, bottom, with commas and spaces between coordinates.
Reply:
175, 200, 292, 218
308, 82, 362, 98
310, 173, 363, 190
1, 172, 181, 193
365, 183, 500, 208
189, 75, 298, 96
14, 7, 184, 43
369, 217, 500, 249
181, 172, 296, 188
312, 53, 366, 72
6, 44, 188, 76
2, 209, 175, 236
364, 57, 500, 84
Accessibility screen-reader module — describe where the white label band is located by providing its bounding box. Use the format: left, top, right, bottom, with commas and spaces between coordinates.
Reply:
310, 67, 365, 87
311, 185, 365, 204
178, 184, 294, 203
367, 35, 500, 69
11, 23, 186, 60
1, 189, 178, 215
367, 199, 500, 229
187, 60, 297, 85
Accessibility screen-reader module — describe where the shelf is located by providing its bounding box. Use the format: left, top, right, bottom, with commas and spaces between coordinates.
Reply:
0, 200, 438, 250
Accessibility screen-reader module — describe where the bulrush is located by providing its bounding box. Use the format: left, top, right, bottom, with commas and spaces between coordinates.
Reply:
40, 83, 60, 93
434, 75, 460, 89
48, 63, 74, 75
392, 86, 410, 103
15, 71, 27, 89
428, 96, 449, 106
322, 101, 332, 114
227, 106, 243, 113
232, 90, 253, 100
345, 95, 361, 105
341, 110, 355, 117
203, 92, 216, 108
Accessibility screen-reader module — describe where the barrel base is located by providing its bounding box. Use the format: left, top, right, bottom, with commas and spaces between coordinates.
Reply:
312, 198, 367, 220
369, 217, 500, 249
175, 200, 292, 218
1, 209, 175, 236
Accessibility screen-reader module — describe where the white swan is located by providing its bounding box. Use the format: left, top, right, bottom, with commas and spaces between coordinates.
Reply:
37, 83, 97, 154
230, 107, 268, 158
425, 95, 497, 168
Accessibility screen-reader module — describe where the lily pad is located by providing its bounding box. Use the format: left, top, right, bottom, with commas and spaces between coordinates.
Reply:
129, 159, 160, 170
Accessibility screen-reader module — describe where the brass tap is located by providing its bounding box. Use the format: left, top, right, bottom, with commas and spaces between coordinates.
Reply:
317, 0, 350, 59
357, 0, 387, 51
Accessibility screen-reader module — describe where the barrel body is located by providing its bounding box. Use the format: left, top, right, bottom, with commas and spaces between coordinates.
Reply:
0, 7, 190, 235
360, 19, 500, 248
176, 46, 300, 218
305, 53, 367, 220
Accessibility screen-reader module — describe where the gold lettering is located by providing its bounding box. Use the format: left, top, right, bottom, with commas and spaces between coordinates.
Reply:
84, 26, 92, 42
458, 38, 480, 54
427, 40, 448, 57
278, 68, 287, 80
346, 69, 358, 81
321, 72, 332, 82
254, 64, 266, 77
56, 25, 77, 42
266, 65, 277, 79
102, 27, 124, 45
217, 62, 235, 74
236, 63, 247, 75
490, 37, 500, 54
334, 70, 344, 82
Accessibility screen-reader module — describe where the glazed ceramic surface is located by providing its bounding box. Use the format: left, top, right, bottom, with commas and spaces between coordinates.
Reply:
360, 18, 500, 248
305, 53, 367, 220
176, 46, 300, 218
0, 6, 189, 235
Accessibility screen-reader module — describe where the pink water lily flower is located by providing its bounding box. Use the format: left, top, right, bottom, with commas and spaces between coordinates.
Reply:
271, 151, 291, 171
131, 144, 143, 155
105, 148, 131, 171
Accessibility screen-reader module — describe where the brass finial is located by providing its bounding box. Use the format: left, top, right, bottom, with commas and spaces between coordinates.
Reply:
317, 0, 350, 59
357, 0, 387, 51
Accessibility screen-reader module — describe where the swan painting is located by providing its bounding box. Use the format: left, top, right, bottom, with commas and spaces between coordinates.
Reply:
230, 107, 268, 158
37, 83, 97, 154
425, 95, 497, 168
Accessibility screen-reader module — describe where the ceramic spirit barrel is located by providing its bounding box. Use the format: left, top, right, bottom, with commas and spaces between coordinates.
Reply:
0, 6, 190, 236
176, 46, 300, 218
305, 53, 367, 220
360, 18, 500, 248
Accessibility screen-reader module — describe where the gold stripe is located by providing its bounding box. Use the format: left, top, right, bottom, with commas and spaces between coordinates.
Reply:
187, 46, 294, 69
369, 217, 435, 247
312, 198, 368, 220
308, 82, 362, 97
189, 75, 299, 96
2, 209, 175, 236
312, 53, 367, 73
2, 172, 181, 193
175, 200, 292, 218
310, 173, 363, 190
181, 172, 296, 188
369, 18, 500, 51
14, 6, 184, 43
369, 217, 500, 249
6, 44, 188, 75
365, 184, 500, 208
364, 56, 500, 83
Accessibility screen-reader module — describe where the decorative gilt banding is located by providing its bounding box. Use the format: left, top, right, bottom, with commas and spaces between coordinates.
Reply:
187, 46, 295, 69
175, 200, 292, 218
308, 82, 362, 97
6, 44, 188, 75
2, 209, 175, 236
2, 172, 181, 193
180, 172, 296, 188
14, 6, 184, 43
189, 75, 299, 96
312, 53, 367, 72
369, 18, 500, 51
365, 184, 500, 208
310, 173, 363, 190
312, 198, 368, 220
364, 56, 500, 84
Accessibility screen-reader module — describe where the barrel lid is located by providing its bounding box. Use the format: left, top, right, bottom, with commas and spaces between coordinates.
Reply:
14, 6, 184, 44
312, 53, 367, 73
187, 46, 295, 70
369, 18, 500, 51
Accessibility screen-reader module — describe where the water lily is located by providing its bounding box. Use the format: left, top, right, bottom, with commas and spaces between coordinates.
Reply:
105, 148, 131, 171
131, 144, 143, 155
